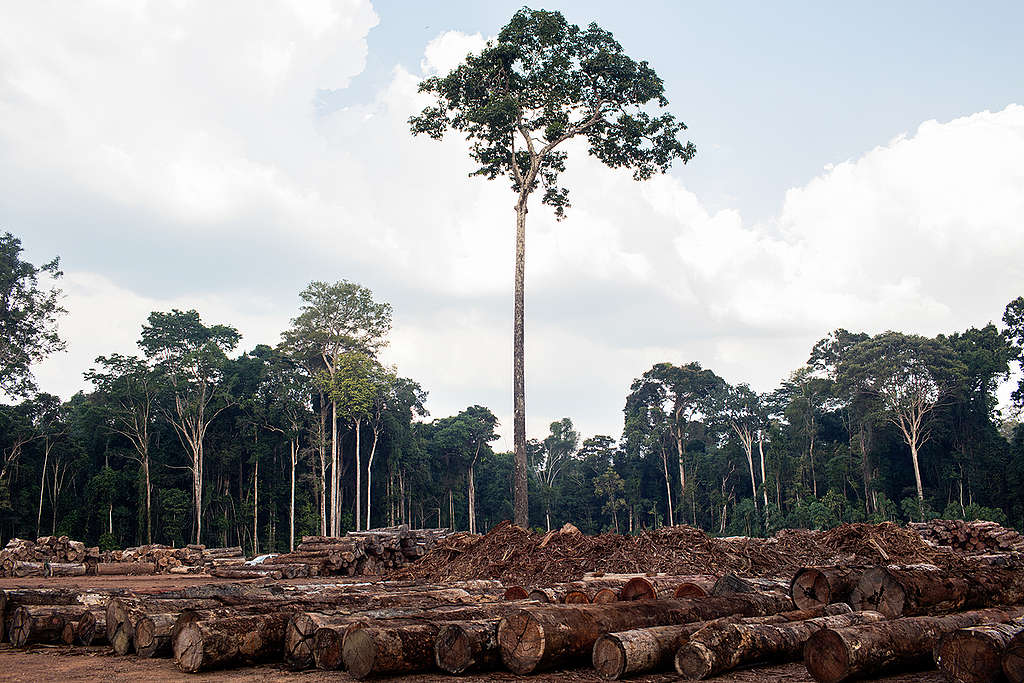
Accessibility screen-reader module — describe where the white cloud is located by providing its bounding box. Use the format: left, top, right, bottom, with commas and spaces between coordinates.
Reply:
5, 2, 1022, 443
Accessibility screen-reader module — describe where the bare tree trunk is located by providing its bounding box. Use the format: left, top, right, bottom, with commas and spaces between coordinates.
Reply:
911, 440, 924, 500
290, 439, 296, 552
253, 453, 258, 555
512, 202, 528, 528
143, 455, 152, 544
758, 430, 768, 510
36, 445, 49, 538
467, 462, 476, 534
317, 398, 327, 536
675, 435, 687, 525
354, 417, 362, 531
859, 423, 872, 515
660, 450, 674, 526
365, 427, 379, 531
809, 422, 817, 498
330, 401, 338, 536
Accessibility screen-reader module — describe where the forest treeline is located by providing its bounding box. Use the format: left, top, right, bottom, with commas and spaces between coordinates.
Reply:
2, 231, 1024, 552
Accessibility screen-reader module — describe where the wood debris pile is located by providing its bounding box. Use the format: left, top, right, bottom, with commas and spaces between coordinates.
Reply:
908, 519, 1024, 553
256, 525, 452, 578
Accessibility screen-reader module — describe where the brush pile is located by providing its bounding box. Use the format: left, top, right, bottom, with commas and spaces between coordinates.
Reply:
908, 519, 1024, 553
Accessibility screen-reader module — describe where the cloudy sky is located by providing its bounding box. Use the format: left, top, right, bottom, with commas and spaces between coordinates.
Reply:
3, 1, 1023, 449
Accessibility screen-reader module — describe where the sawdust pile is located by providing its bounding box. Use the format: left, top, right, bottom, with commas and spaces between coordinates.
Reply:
392, 520, 957, 584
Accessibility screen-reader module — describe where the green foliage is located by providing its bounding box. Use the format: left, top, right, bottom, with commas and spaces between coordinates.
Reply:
97, 532, 118, 552
0, 232, 66, 397
900, 496, 938, 522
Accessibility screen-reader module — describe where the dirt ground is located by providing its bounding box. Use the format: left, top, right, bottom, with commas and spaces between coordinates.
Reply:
0, 645, 946, 682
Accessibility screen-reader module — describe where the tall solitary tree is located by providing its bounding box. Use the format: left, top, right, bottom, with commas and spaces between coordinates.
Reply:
410, 8, 695, 526
0, 232, 66, 398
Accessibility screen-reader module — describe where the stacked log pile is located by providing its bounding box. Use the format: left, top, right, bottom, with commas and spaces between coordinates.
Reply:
0, 537, 246, 576
0, 536, 94, 577
264, 525, 451, 577
909, 519, 1024, 553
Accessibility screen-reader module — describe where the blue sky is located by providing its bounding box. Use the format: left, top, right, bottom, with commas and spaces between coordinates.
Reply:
3, 1, 1022, 446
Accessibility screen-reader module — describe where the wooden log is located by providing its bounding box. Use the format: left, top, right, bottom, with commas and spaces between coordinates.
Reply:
502, 586, 529, 600
593, 588, 619, 603
675, 577, 717, 598
43, 562, 86, 577
620, 575, 714, 602
791, 566, 864, 609
135, 612, 181, 658
96, 561, 156, 575
851, 564, 1024, 618
9, 605, 86, 647
106, 597, 221, 655
675, 610, 885, 679
933, 620, 1024, 683
285, 612, 355, 670
711, 573, 791, 597
343, 622, 441, 679
591, 603, 853, 679
173, 612, 292, 672
435, 619, 502, 674
76, 608, 106, 645
313, 625, 349, 670
209, 567, 283, 580
804, 607, 1024, 683
1005, 627, 1024, 683
13, 561, 46, 577
497, 592, 793, 674
528, 587, 590, 604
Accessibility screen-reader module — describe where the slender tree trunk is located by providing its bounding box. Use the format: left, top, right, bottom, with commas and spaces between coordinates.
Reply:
675, 435, 687, 523
859, 423, 872, 515
512, 201, 529, 528
660, 450, 674, 527
758, 430, 768, 510
252, 453, 258, 555
467, 462, 476, 534
809, 421, 817, 498
193, 442, 203, 544
143, 453, 152, 544
354, 417, 362, 531
36, 446, 48, 538
449, 488, 455, 530
910, 440, 924, 500
365, 427, 378, 531
290, 439, 296, 552
331, 401, 338, 536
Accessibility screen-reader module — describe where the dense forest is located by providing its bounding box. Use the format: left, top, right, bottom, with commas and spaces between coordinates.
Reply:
2, 231, 1023, 552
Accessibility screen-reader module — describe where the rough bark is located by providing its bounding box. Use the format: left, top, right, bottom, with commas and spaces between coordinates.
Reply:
791, 566, 865, 609
675, 610, 885, 679
76, 608, 107, 645
285, 612, 355, 670
674, 577, 717, 598
313, 624, 351, 670
620, 575, 714, 602
435, 619, 502, 674
106, 597, 221, 654
933, 619, 1024, 683
9, 605, 87, 647
43, 562, 86, 577
804, 607, 1024, 683
512, 202, 528, 528
497, 593, 793, 674
134, 612, 182, 658
173, 612, 292, 673
96, 561, 156, 575
1005, 627, 1024, 683
592, 604, 852, 679
343, 622, 441, 679
850, 564, 1024, 618
711, 574, 791, 597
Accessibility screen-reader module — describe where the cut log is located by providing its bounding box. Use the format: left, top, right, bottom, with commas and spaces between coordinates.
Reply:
592, 603, 853, 679
593, 588, 619, 604
790, 566, 864, 609
9, 605, 86, 647
96, 562, 156, 575
711, 574, 791, 597
343, 622, 441, 679
106, 597, 221, 655
12, 561, 46, 577
173, 612, 292, 672
619, 576, 715, 602
285, 612, 355, 670
675, 610, 885, 679
1005, 627, 1024, 683
435, 619, 502, 674
528, 587, 590, 604
135, 612, 181, 658
804, 606, 1024, 683
851, 564, 1024, 618
502, 586, 529, 600
497, 592, 793, 674
313, 625, 349, 670
43, 562, 87, 577
933, 620, 1024, 683
76, 608, 106, 645
675, 577, 717, 599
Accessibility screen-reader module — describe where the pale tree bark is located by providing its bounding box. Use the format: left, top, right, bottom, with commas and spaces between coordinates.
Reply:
757, 429, 769, 510
354, 417, 362, 531
365, 423, 380, 530
316, 393, 327, 536
892, 404, 931, 500
331, 400, 339, 536
290, 438, 297, 552
730, 420, 759, 513
467, 441, 483, 534
658, 442, 674, 526
252, 450, 258, 555
49, 456, 70, 535
512, 199, 528, 527
36, 442, 49, 537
